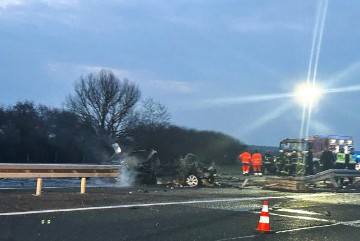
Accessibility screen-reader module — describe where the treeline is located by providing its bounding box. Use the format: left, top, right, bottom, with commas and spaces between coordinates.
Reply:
0, 101, 105, 163
131, 125, 246, 165
0, 69, 246, 165
247, 145, 278, 156
0, 102, 245, 165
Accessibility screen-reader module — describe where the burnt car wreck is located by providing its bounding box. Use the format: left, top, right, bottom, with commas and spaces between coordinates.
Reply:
119, 149, 159, 185
119, 150, 216, 187
157, 153, 217, 187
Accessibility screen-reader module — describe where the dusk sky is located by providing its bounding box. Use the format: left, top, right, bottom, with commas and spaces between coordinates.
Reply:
1, 0, 360, 149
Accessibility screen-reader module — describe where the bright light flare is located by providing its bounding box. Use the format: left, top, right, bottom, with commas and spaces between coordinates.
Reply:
294, 83, 323, 106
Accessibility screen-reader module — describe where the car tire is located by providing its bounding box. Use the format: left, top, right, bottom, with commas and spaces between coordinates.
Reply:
186, 174, 199, 187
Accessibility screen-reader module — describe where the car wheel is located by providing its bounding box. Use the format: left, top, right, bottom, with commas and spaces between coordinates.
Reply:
186, 174, 199, 187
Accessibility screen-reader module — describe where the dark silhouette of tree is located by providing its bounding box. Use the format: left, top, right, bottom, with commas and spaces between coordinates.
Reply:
0, 101, 49, 162
138, 97, 171, 129
66, 69, 141, 139
37, 106, 112, 163
131, 125, 246, 166
0, 106, 7, 162
0, 101, 114, 163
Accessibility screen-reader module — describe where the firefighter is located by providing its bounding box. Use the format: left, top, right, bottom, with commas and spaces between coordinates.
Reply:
347, 152, 357, 170
335, 148, 346, 169
295, 152, 306, 176
320, 148, 334, 171
251, 150, 263, 176
305, 150, 314, 176
264, 151, 275, 175
283, 152, 292, 176
345, 152, 356, 185
277, 152, 291, 176
289, 151, 298, 176
275, 154, 283, 176
239, 150, 251, 176
335, 148, 346, 185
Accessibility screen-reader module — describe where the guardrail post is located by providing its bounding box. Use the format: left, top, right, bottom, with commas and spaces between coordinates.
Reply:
330, 177, 340, 188
36, 178, 42, 196
80, 177, 86, 194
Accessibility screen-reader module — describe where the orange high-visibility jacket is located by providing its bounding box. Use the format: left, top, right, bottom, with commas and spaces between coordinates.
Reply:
251, 153, 262, 166
239, 152, 251, 164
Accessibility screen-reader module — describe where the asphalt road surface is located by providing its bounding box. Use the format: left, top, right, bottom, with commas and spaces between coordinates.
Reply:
0, 185, 360, 241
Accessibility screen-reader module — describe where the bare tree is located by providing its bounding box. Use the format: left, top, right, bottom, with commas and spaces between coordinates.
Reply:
66, 69, 141, 138
139, 97, 171, 128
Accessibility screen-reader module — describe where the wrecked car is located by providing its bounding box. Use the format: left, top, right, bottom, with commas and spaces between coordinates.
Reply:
119, 150, 216, 187
156, 153, 217, 187
119, 149, 160, 185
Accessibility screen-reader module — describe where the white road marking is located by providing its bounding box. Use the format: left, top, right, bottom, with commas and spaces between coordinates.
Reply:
270, 213, 332, 222
0, 193, 335, 216
215, 234, 258, 240
341, 220, 360, 227
276, 223, 341, 233
216, 220, 360, 241
216, 221, 360, 240
275, 208, 322, 216
271, 220, 360, 233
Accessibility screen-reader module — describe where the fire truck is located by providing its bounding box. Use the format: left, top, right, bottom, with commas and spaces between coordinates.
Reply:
277, 135, 354, 176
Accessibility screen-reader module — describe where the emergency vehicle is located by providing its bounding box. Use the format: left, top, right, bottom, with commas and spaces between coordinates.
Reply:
308, 135, 354, 158
354, 151, 360, 170
277, 135, 355, 175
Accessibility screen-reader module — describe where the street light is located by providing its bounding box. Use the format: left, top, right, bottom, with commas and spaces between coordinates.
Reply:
294, 82, 323, 106
295, 82, 324, 139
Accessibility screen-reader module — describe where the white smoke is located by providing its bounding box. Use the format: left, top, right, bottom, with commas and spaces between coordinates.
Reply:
110, 151, 141, 187
118, 165, 137, 187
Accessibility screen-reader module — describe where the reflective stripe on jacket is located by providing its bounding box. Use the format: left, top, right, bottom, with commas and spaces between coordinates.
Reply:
240, 152, 251, 164
251, 153, 262, 166
336, 152, 345, 164
349, 155, 356, 164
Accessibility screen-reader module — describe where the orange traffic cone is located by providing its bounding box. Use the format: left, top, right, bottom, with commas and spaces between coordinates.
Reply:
257, 200, 271, 233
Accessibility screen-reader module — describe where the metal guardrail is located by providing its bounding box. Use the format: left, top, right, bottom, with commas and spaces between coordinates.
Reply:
0, 163, 120, 195
267, 169, 360, 189
293, 169, 360, 188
